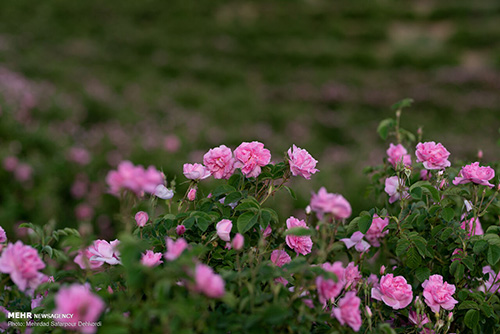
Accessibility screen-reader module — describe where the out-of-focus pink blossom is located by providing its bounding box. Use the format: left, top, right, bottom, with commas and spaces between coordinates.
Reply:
310, 187, 351, 220
3, 156, 18, 171
287, 145, 319, 179
422, 275, 457, 313
75, 203, 94, 221
14, 163, 32, 182
203, 145, 235, 179
341, 231, 370, 253
176, 225, 186, 236
183, 163, 211, 180
216, 219, 233, 242
0, 241, 46, 292
135, 211, 148, 227
285, 216, 313, 255
271, 250, 291, 267
141, 250, 163, 267
106, 161, 164, 196
416, 142, 451, 170
54, 284, 105, 334
74, 246, 104, 270
385, 176, 409, 204
71, 176, 89, 199
460, 216, 483, 236
344, 262, 362, 289
88, 240, 121, 265
478, 150, 483, 159
31, 276, 54, 309
371, 274, 413, 309
365, 214, 389, 247
453, 162, 495, 188
232, 233, 244, 250
316, 262, 345, 305
387, 143, 412, 168
68, 147, 91, 165
420, 170, 431, 181
331, 291, 362, 332
194, 263, 225, 298
164, 134, 181, 152
187, 188, 197, 201
164, 237, 188, 261
0, 226, 6, 243
234, 141, 271, 178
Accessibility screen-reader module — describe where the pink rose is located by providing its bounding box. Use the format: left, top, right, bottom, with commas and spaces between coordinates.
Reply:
3, 156, 18, 172
0, 226, 6, 243
344, 262, 362, 289
203, 145, 235, 179
232, 233, 244, 250
0, 241, 46, 292
154, 185, 174, 199
164, 237, 188, 261
164, 134, 181, 152
422, 274, 457, 313
74, 247, 104, 270
310, 187, 351, 220
479, 266, 500, 293
341, 231, 370, 253
183, 163, 211, 180
416, 142, 451, 170
420, 170, 431, 181
88, 239, 121, 265
387, 143, 412, 168
460, 216, 483, 236
68, 147, 91, 165
316, 262, 345, 305
187, 188, 197, 201
194, 263, 225, 298
385, 176, 409, 204
216, 219, 233, 242
285, 216, 313, 255
453, 162, 495, 188
106, 161, 164, 196
409, 310, 430, 328
261, 224, 272, 238
371, 274, 413, 309
287, 145, 319, 179
135, 211, 149, 227
234, 141, 271, 178
54, 284, 105, 334
365, 214, 389, 247
271, 249, 292, 286
332, 291, 362, 332
141, 250, 163, 267
176, 225, 186, 236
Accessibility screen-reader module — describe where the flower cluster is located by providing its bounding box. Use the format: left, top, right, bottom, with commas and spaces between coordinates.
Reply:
106, 161, 165, 196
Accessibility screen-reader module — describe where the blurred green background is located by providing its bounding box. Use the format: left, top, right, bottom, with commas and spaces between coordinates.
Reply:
1, 0, 500, 236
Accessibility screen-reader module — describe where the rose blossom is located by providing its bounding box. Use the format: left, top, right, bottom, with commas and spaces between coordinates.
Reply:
141, 250, 163, 267
460, 216, 483, 236
232, 233, 244, 250
164, 237, 188, 261
194, 263, 225, 298
271, 249, 292, 286
310, 187, 351, 220
386, 143, 412, 168
422, 274, 458, 313
155, 184, 174, 199
316, 262, 345, 305
183, 163, 211, 180
68, 147, 91, 165
340, 231, 370, 253
344, 262, 362, 289
0, 241, 46, 291
331, 291, 362, 332
106, 161, 165, 196
385, 176, 409, 204
54, 284, 105, 334
453, 162, 495, 188
187, 188, 197, 201
409, 310, 430, 328
203, 145, 235, 179
371, 274, 413, 309
287, 144, 319, 179
135, 211, 148, 227
74, 246, 104, 270
216, 219, 233, 242
285, 216, 313, 255
261, 224, 272, 238
0, 226, 6, 243
416, 142, 451, 170
365, 214, 389, 247
88, 240, 121, 265
479, 266, 500, 293
234, 141, 271, 178
176, 225, 186, 236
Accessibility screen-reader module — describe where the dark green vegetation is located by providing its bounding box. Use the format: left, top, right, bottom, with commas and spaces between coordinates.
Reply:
0, 0, 500, 232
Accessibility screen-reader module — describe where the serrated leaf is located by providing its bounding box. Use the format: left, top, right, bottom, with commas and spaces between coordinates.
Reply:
441, 207, 455, 222
237, 212, 259, 234
440, 227, 453, 241
377, 118, 395, 140
415, 267, 430, 282
224, 191, 242, 205
454, 263, 465, 283
487, 244, 500, 266
480, 303, 494, 318
413, 239, 427, 258
284, 227, 313, 236
396, 240, 411, 257
484, 234, 500, 247
421, 185, 440, 203
196, 217, 210, 232
464, 309, 479, 329
410, 187, 422, 199
462, 256, 475, 271
473, 240, 489, 254
406, 247, 421, 269
486, 226, 500, 235
212, 185, 237, 197
183, 216, 196, 229
459, 301, 479, 310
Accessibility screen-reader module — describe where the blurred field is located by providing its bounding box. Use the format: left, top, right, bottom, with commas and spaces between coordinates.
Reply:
1, 0, 500, 235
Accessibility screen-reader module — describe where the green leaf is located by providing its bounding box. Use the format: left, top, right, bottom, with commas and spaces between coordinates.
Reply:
406, 247, 421, 269
440, 227, 453, 241
410, 187, 422, 199
183, 216, 196, 229
391, 98, 414, 111
459, 301, 479, 310
464, 309, 480, 329
377, 118, 395, 140
473, 240, 489, 254
462, 256, 475, 271
224, 191, 242, 205
235, 198, 261, 211
454, 263, 465, 283
284, 227, 313, 236
358, 214, 373, 234
421, 185, 440, 203
484, 234, 500, 248
486, 226, 500, 235
261, 208, 279, 225
415, 267, 430, 282
480, 303, 494, 318
212, 185, 237, 197
196, 217, 210, 232
441, 207, 455, 222
237, 212, 259, 234
42, 245, 53, 258
487, 244, 500, 266
396, 240, 411, 257
284, 186, 297, 200
412, 238, 428, 258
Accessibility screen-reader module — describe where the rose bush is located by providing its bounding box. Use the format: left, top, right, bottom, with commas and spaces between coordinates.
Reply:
1, 99, 500, 333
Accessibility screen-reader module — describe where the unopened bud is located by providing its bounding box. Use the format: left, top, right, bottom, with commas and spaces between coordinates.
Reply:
365, 306, 372, 318
305, 205, 312, 215
187, 187, 197, 201
447, 312, 453, 322
478, 150, 483, 159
